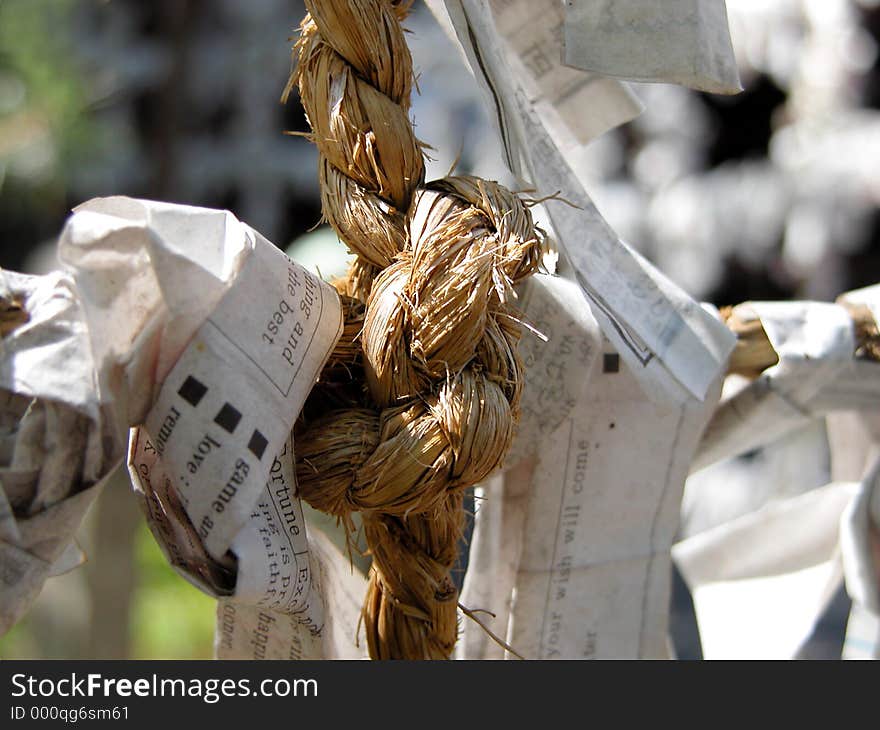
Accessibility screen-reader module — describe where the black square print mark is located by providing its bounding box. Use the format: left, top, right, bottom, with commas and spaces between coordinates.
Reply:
603, 353, 620, 374
214, 403, 242, 433
178, 376, 208, 406
248, 430, 268, 460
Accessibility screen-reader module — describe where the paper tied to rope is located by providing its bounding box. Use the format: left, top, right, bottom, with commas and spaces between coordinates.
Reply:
694, 294, 880, 472
52, 196, 348, 651
675, 288, 880, 659
458, 273, 724, 658
842, 284, 880, 333
86, 201, 342, 644
0, 268, 120, 635
458, 273, 602, 657
428, 0, 736, 408
838, 284, 880, 364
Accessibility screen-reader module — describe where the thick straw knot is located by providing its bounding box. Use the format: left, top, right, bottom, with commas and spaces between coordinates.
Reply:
288, 0, 543, 659
297, 176, 540, 524
298, 367, 513, 519
364, 176, 540, 405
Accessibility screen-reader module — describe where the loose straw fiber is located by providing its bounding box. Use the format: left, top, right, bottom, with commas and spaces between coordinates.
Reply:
283, 0, 542, 659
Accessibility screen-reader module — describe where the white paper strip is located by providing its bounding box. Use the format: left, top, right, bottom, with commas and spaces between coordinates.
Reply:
462, 330, 720, 659
563, 0, 742, 94
507, 273, 602, 466
429, 0, 642, 178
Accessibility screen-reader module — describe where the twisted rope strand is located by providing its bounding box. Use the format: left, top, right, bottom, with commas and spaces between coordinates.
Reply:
287, 0, 542, 659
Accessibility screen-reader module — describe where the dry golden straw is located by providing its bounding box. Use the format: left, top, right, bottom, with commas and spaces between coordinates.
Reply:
0, 296, 29, 338
284, 0, 541, 659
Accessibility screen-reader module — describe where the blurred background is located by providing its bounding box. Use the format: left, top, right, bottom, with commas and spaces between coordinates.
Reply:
1, 0, 879, 658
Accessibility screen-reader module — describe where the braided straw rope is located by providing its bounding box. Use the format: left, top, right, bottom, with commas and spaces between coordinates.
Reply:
283, 0, 542, 659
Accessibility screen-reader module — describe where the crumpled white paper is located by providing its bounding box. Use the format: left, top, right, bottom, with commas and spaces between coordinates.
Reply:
674, 480, 856, 659
678, 288, 880, 659
0, 269, 119, 635
693, 296, 878, 471
59, 197, 252, 439
2, 197, 356, 659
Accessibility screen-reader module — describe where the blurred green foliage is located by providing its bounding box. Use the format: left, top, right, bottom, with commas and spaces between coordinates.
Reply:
0, 520, 215, 660
0, 0, 94, 184
0, 606, 41, 658
0, 0, 101, 270
130, 522, 216, 660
